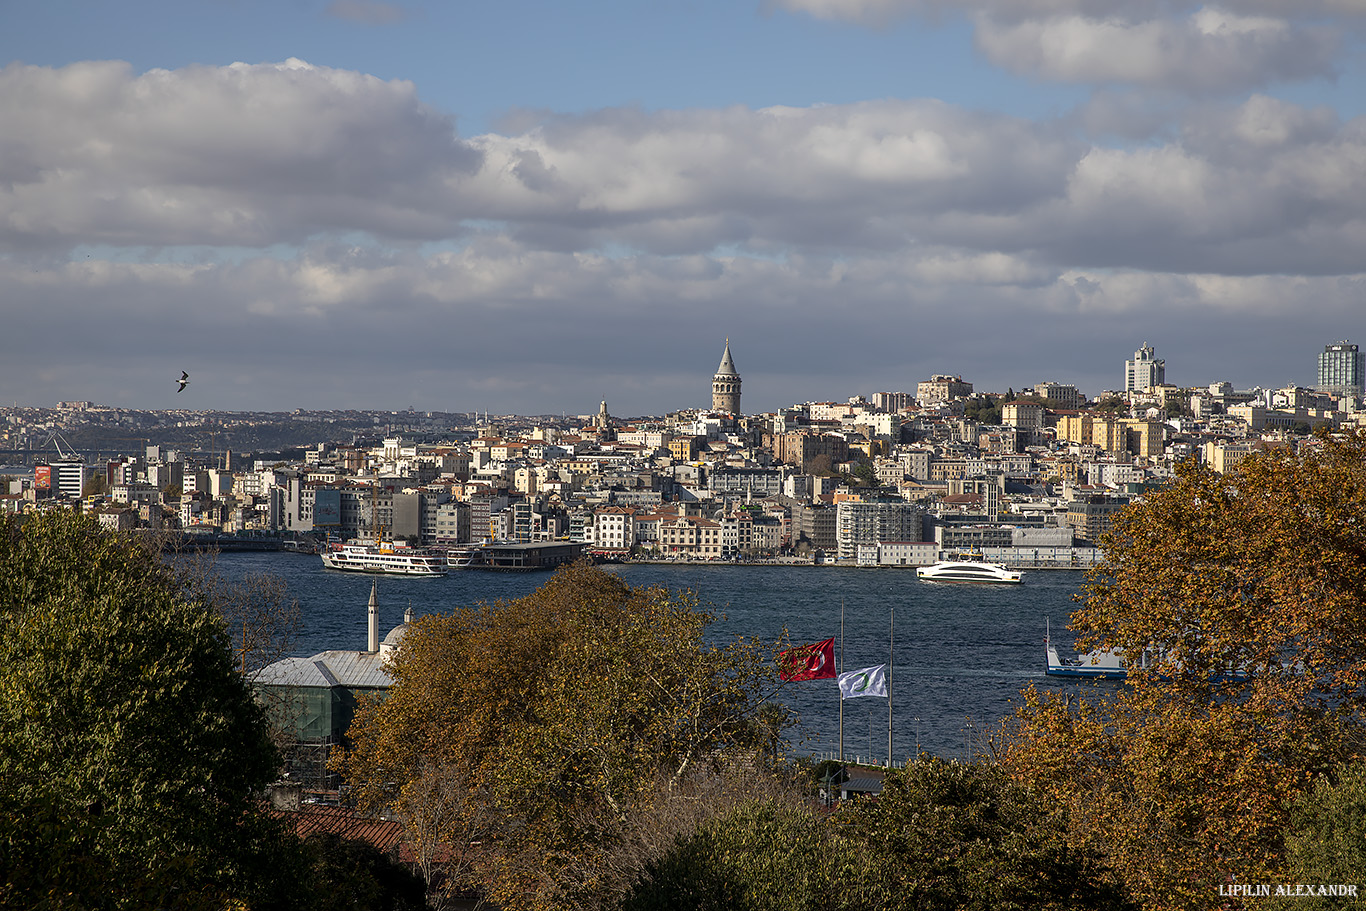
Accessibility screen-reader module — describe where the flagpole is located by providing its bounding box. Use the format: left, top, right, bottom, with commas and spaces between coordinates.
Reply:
839, 598, 845, 764
888, 605, 894, 767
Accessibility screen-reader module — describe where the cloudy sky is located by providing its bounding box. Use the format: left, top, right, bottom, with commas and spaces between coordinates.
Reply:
3, 1, 1364, 416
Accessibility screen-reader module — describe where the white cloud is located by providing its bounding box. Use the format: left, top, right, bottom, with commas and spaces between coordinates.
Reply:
5, 59, 1366, 412
3, 247, 1362, 412
6, 60, 1366, 279
775, 0, 1355, 94
975, 9, 1341, 92
774, 0, 1365, 24
0, 59, 477, 251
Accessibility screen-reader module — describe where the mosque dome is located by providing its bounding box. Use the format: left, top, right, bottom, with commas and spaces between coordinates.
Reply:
379, 605, 414, 658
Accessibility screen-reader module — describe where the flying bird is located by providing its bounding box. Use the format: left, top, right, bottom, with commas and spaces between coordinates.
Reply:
177, 371, 189, 393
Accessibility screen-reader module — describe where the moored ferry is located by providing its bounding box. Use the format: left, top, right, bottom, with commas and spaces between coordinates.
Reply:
321, 541, 449, 576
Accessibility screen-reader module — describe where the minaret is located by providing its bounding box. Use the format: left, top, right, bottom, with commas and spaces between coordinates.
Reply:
712, 339, 741, 414
367, 580, 379, 653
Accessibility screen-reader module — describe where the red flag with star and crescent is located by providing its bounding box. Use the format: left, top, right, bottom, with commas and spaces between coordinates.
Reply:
778, 638, 837, 682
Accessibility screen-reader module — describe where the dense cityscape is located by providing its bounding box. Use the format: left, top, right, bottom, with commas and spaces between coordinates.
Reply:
4, 338, 1363, 568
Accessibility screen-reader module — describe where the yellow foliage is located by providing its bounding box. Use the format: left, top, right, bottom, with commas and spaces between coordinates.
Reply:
1001, 431, 1366, 911
336, 561, 781, 911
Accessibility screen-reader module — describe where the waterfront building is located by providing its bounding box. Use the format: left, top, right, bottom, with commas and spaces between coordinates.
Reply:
1066, 492, 1133, 544
659, 514, 725, 558
433, 499, 470, 543
875, 541, 938, 566
1317, 341, 1365, 399
835, 500, 923, 561
591, 506, 636, 550
791, 502, 838, 555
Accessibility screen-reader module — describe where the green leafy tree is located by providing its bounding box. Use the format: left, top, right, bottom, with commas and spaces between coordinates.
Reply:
850, 461, 879, 488
1262, 760, 1366, 909
622, 798, 848, 911
303, 834, 427, 911
0, 511, 287, 910
963, 395, 1001, 425
840, 757, 1132, 911
1093, 396, 1128, 415
1001, 431, 1366, 909
338, 561, 783, 911
626, 758, 1129, 911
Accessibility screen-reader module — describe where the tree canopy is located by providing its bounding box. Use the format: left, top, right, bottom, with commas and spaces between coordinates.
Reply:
338, 561, 784, 911
962, 395, 1001, 425
624, 758, 1131, 911
0, 511, 286, 909
1000, 431, 1366, 909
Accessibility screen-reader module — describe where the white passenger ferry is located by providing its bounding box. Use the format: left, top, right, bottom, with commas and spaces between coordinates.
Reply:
916, 558, 1023, 584
321, 541, 449, 576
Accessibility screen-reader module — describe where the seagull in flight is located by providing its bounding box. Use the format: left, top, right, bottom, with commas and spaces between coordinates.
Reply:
176, 371, 189, 393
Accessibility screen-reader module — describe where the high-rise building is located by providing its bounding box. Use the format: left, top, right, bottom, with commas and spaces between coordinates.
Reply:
47, 458, 86, 499
1125, 344, 1165, 393
711, 340, 741, 413
1317, 341, 1364, 398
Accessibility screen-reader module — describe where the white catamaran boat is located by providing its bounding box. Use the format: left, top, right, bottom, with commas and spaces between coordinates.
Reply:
321, 541, 449, 576
916, 558, 1023, 584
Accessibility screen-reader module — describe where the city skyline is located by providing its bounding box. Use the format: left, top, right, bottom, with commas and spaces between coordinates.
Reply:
3, 2, 1364, 415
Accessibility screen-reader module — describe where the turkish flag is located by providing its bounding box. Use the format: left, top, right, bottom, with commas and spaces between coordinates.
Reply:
778, 638, 836, 681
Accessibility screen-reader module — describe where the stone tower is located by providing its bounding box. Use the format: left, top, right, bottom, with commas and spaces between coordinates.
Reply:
712, 339, 741, 414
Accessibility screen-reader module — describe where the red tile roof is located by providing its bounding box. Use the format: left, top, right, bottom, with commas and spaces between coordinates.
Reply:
271, 804, 404, 853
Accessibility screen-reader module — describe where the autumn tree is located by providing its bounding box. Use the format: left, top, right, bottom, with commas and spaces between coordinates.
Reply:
0, 511, 289, 909
1000, 431, 1366, 910
337, 561, 784, 911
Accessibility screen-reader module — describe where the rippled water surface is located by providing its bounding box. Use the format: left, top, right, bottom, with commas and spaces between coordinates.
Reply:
215, 553, 1106, 762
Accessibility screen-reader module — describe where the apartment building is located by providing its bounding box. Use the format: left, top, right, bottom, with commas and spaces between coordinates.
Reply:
658, 515, 725, 557
917, 375, 973, 404
835, 500, 923, 561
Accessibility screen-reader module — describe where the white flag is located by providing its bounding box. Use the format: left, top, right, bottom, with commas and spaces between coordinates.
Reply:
838, 664, 888, 699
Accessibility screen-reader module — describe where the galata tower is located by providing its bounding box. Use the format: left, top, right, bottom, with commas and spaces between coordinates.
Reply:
711, 339, 741, 414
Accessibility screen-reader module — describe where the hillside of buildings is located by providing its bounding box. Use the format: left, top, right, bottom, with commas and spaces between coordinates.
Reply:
6, 353, 1363, 566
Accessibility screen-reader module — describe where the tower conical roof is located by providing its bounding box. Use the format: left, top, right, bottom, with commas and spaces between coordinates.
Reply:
716, 339, 738, 377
